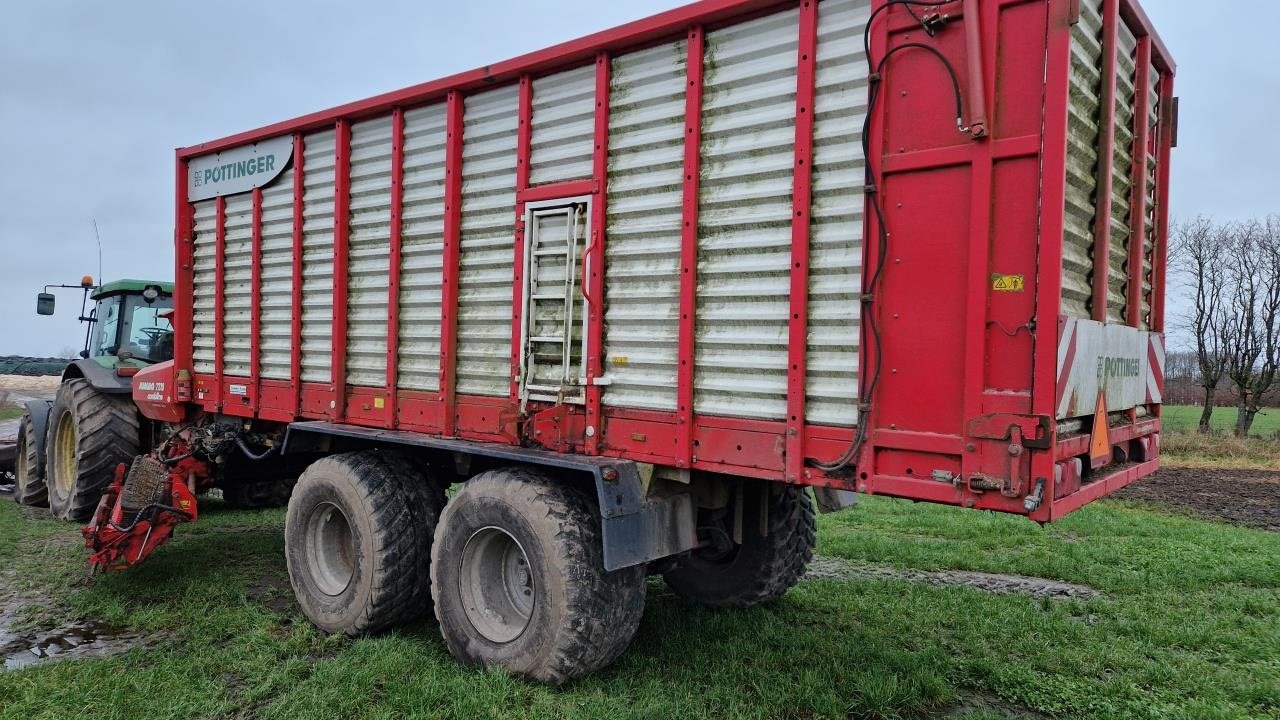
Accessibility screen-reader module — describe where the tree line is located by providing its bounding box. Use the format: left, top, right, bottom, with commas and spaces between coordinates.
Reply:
1171, 215, 1280, 436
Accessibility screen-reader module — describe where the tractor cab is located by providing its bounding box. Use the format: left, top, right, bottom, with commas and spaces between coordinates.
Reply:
35, 277, 175, 393
83, 280, 176, 366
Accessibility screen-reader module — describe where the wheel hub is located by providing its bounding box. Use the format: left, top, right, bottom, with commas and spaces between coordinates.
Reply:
305, 502, 355, 596
459, 526, 534, 643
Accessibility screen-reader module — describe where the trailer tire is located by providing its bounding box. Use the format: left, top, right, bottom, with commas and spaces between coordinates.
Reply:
14, 412, 48, 507
44, 380, 140, 522
663, 481, 815, 608
223, 478, 296, 510
285, 450, 443, 636
431, 468, 646, 684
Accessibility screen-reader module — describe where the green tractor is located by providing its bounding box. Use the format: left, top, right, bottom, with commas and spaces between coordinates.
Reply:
14, 278, 175, 519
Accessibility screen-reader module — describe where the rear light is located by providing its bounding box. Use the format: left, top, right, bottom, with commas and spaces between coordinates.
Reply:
116, 366, 139, 377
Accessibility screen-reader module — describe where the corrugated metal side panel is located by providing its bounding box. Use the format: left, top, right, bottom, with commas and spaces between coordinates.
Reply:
345, 116, 393, 388
1061, 0, 1104, 319
221, 192, 254, 377
806, 0, 866, 428
301, 129, 336, 384
397, 103, 448, 392
1106, 23, 1139, 323
694, 8, 799, 421
259, 165, 295, 380
458, 85, 519, 397
601, 40, 687, 412
191, 200, 218, 374
530, 66, 596, 185
1141, 65, 1159, 329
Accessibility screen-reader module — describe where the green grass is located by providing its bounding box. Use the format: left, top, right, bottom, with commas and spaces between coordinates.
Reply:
0, 496, 1277, 720
0, 406, 21, 422
1161, 405, 1280, 436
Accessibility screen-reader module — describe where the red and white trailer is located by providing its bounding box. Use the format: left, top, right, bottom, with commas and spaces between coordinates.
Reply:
121, 0, 1172, 681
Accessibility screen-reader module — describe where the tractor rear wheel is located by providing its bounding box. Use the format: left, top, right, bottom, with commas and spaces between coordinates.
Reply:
44, 380, 140, 522
14, 412, 48, 507
431, 468, 647, 684
662, 480, 815, 608
285, 450, 444, 635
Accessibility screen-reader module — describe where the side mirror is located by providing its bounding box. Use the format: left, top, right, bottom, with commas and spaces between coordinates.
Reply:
36, 293, 55, 316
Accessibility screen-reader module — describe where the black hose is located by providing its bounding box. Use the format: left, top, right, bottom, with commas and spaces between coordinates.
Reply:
235, 436, 278, 462
809, 2, 970, 473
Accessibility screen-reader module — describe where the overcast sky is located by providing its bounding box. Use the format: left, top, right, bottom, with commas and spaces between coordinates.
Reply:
0, 1, 1271, 356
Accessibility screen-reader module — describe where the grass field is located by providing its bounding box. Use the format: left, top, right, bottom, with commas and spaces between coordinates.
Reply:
1, 492, 1276, 720
1161, 405, 1280, 436
1159, 406, 1280, 469
0, 406, 21, 422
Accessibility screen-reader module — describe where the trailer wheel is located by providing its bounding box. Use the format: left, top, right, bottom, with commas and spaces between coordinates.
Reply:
663, 481, 815, 608
223, 478, 296, 510
285, 451, 443, 635
14, 412, 48, 507
44, 380, 140, 522
431, 468, 646, 684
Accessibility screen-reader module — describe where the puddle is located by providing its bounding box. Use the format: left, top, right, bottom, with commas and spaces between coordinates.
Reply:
805, 556, 1102, 601
0, 572, 161, 671
2, 619, 152, 670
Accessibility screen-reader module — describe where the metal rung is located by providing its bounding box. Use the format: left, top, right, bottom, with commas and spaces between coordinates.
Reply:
534, 248, 568, 257
531, 293, 565, 301
530, 336, 565, 343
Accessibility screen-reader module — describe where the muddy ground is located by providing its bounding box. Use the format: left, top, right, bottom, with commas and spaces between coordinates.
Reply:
1113, 466, 1280, 532
0, 374, 61, 442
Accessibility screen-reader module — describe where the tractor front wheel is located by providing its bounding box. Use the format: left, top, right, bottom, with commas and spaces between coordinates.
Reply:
44, 380, 141, 522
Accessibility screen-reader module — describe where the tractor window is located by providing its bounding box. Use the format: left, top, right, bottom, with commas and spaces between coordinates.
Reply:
122, 295, 175, 363
90, 296, 123, 357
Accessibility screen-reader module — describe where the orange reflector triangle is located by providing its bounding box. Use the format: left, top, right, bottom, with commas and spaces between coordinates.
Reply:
1090, 392, 1111, 464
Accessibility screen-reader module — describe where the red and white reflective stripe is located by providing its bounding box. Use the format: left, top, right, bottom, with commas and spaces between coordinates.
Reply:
1056, 316, 1080, 418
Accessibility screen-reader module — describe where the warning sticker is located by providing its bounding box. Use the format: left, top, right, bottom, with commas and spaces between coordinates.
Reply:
991, 274, 1026, 292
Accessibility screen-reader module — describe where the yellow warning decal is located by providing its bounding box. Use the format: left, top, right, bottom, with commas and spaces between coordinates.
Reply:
991, 273, 1026, 292
374, 397, 385, 409
1090, 392, 1111, 463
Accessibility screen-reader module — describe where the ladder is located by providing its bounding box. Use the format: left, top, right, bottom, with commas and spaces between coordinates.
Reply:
520, 201, 589, 406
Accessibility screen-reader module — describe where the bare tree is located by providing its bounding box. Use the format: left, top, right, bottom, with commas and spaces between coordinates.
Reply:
1170, 216, 1229, 432
1163, 350, 1199, 381
1221, 217, 1280, 436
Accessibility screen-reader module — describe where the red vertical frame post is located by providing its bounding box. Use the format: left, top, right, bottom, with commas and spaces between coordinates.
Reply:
249, 187, 263, 410
213, 195, 227, 411
386, 108, 406, 428
960, 0, 997, 471
1125, 36, 1152, 328
290, 134, 306, 417
509, 76, 534, 406
785, 1, 818, 483
332, 119, 352, 421
1090, 0, 1120, 322
1034, 0, 1077, 513
584, 52, 611, 455
1152, 72, 1174, 334
173, 153, 195, 375
440, 92, 465, 435
676, 26, 705, 469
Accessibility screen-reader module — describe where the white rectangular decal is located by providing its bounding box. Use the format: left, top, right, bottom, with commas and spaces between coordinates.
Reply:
1056, 316, 1164, 420
188, 135, 293, 201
